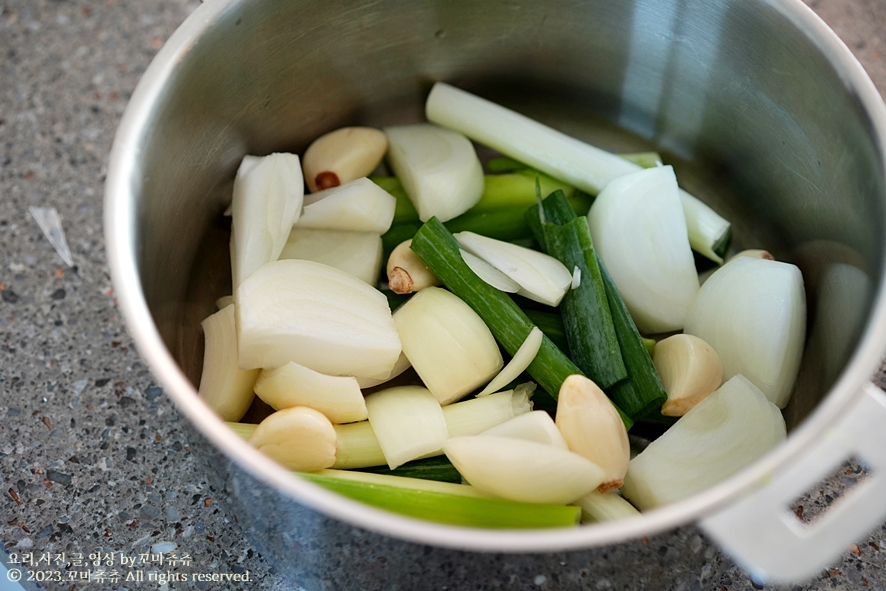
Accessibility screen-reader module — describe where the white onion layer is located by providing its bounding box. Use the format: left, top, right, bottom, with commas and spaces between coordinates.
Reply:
236, 259, 401, 378
622, 375, 786, 510
477, 327, 543, 397
279, 228, 383, 285
587, 166, 699, 334
254, 361, 368, 424
365, 386, 449, 469
231, 153, 304, 288
481, 411, 569, 450
460, 249, 520, 293
384, 123, 484, 222
684, 257, 806, 408
198, 305, 259, 421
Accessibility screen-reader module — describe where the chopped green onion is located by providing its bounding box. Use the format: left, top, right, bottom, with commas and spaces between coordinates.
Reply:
522, 309, 570, 355
301, 470, 581, 528
409, 217, 632, 428
597, 254, 669, 421
527, 191, 626, 390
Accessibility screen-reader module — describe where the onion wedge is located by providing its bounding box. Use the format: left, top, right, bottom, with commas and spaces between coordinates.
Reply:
279, 228, 383, 285
296, 177, 396, 233
393, 286, 502, 405
587, 166, 699, 333
622, 375, 786, 510
230, 153, 304, 288
684, 257, 806, 408
384, 123, 484, 223
365, 386, 449, 469
237, 259, 401, 379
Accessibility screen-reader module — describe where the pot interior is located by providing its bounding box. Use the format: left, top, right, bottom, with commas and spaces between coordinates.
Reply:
126, 0, 885, 529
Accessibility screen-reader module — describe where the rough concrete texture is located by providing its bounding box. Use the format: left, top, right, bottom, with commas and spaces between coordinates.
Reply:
1, 0, 886, 590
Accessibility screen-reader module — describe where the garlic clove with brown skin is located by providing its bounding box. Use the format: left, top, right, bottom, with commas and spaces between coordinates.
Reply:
653, 334, 724, 417
248, 406, 337, 472
302, 127, 388, 193
386, 239, 441, 294
555, 375, 630, 493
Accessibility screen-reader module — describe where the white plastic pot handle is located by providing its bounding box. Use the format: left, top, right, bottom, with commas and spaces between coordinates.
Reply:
700, 382, 886, 585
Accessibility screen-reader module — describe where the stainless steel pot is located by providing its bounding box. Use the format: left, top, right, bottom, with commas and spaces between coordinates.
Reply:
104, 0, 886, 587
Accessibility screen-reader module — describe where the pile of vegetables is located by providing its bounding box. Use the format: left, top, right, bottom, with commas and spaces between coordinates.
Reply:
197, 83, 805, 529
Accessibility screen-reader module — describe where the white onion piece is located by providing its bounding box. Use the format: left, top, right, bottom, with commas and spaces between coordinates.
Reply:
231, 153, 304, 288
254, 361, 367, 424
587, 166, 699, 334
571, 266, 581, 290
296, 177, 396, 233
279, 228, 382, 285
684, 257, 806, 408
198, 305, 259, 421
460, 250, 520, 293
577, 491, 640, 523
443, 436, 605, 505
477, 327, 543, 397
365, 386, 449, 469
455, 232, 572, 307
481, 411, 569, 450
237, 259, 401, 378
622, 375, 786, 510
384, 123, 484, 222
393, 286, 503, 405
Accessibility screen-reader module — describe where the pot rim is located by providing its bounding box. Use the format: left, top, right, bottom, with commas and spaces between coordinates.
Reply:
104, 0, 886, 552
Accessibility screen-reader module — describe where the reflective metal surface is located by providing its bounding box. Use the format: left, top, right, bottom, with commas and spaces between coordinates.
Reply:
104, 0, 886, 585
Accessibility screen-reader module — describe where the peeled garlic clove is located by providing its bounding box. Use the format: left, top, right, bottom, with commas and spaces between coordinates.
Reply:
443, 435, 605, 505
248, 406, 337, 472
653, 334, 724, 417
555, 375, 630, 493
302, 127, 388, 193
386, 239, 441, 294
198, 304, 259, 421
